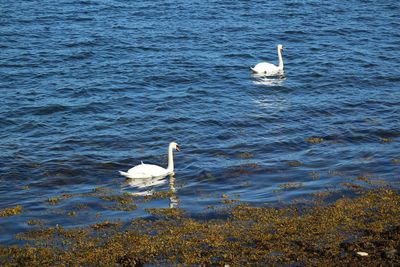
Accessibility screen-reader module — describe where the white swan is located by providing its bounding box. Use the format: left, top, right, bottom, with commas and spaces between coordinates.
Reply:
251, 44, 284, 76
119, 142, 180, 179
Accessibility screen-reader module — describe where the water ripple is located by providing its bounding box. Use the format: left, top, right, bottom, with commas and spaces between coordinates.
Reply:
0, 0, 400, 244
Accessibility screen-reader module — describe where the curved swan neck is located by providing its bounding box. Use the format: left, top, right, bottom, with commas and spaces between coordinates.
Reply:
167, 145, 174, 173
277, 47, 284, 70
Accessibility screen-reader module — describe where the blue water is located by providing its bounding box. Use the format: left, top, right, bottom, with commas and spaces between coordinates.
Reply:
1, 0, 400, 244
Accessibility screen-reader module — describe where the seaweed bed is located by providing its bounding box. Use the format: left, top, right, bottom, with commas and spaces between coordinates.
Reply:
0, 186, 399, 266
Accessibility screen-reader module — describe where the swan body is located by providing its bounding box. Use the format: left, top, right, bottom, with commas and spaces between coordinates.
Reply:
119, 142, 180, 179
251, 44, 284, 76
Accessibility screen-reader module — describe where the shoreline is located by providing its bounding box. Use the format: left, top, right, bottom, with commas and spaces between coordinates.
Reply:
1, 186, 399, 266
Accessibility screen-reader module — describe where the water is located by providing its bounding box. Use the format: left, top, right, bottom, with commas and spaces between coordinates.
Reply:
1, 0, 400, 244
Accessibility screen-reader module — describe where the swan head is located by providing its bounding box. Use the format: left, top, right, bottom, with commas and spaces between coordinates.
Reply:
277, 44, 283, 52
169, 142, 181, 152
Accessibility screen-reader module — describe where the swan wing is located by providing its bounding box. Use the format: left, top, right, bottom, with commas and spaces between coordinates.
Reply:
252, 62, 280, 74
122, 164, 168, 178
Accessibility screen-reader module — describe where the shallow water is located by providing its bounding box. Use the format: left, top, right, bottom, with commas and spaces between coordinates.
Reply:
1, 0, 400, 244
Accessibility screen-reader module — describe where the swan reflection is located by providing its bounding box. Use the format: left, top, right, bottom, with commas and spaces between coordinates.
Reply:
252, 75, 286, 86
168, 175, 178, 208
125, 174, 178, 208
125, 175, 167, 196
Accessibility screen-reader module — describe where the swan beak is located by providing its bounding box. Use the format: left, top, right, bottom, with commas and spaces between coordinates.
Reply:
176, 145, 181, 152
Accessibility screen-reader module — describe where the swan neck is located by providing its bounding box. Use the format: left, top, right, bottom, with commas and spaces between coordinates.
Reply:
277, 48, 284, 70
167, 145, 174, 173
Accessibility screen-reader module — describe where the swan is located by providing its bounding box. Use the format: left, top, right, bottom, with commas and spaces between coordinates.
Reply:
119, 142, 181, 179
251, 44, 284, 76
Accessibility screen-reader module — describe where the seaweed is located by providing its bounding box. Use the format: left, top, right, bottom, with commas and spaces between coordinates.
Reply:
0, 188, 398, 266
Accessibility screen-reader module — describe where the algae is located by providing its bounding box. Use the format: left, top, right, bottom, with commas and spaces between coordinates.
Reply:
392, 158, 400, 165
0, 205, 22, 217
0, 187, 398, 266
279, 182, 304, 189
237, 152, 253, 159
306, 137, 324, 144
286, 160, 302, 167
47, 197, 60, 205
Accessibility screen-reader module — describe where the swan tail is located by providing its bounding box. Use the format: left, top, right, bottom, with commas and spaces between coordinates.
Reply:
250, 67, 257, 73
119, 171, 129, 177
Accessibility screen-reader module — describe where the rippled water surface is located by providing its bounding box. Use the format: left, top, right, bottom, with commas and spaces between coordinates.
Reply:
1, 0, 400, 243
